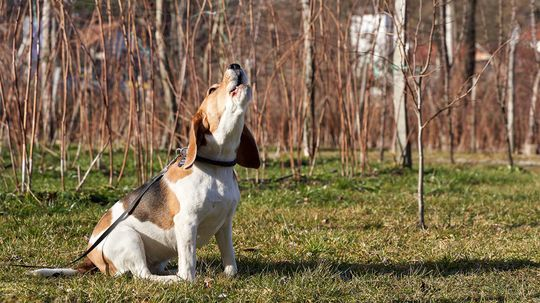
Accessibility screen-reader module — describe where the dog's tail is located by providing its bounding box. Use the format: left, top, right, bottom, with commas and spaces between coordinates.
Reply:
30, 257, 96, 277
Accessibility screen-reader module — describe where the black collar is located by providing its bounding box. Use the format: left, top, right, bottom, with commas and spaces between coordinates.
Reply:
175, 148, 236, 168
195, 155, 237, 167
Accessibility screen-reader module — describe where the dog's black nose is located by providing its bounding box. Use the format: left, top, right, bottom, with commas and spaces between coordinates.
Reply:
229, 63, 241, 70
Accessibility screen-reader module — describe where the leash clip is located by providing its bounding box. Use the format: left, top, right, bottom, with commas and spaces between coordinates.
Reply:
176, 147, 188, 167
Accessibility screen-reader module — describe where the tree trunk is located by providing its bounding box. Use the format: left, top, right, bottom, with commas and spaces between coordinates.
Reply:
524, 71, 540, 155
417, 103, 425, 229
439, 0, 455, 163
506, 23, 519, 154
156, 0, 177, 148
392, 0, 412, 168
524, 0, 539, 155
301, 0, 315, 163
462, 0, 476, 91
470, 75, 478, 152
173, 0, 187, 153
379, 67, 388, 162
462, 0, 476, 151
357, 59, 369, 144
496, 0, 514, 168
444, 1, 454, 67
40, 0, 53, 143
50, 18, 58, 143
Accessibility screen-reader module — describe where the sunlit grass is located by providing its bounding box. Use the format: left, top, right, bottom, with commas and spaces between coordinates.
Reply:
1, 150, 540, 302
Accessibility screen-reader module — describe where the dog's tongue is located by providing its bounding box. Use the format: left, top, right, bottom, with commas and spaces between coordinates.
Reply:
230, 85, 240, 96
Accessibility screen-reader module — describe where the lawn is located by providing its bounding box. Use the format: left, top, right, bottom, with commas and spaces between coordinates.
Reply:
1, 151, 540, 302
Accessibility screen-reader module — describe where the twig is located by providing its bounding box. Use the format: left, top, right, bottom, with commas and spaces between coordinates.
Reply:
75, 142, 110, 192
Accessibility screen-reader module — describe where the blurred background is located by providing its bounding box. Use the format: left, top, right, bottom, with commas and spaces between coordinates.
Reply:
0, 0, 538, 191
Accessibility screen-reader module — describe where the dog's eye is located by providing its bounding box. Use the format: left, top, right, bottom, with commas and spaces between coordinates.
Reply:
207, 85, 219, 96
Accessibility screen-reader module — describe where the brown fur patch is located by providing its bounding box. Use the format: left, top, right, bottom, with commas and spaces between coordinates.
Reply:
165, 164, 193, 183
87, 248, 117, 276
197, 82, 225, 133
166, 187, 180, 220
183, 112, 209, 169
76, 257, 97, 274
121, 179, 180, 229
91, 209, 112, 237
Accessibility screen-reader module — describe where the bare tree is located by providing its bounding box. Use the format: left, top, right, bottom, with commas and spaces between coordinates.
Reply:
379, 69, 388, 163
301, 0, 316, 163
404, 0, 436, 229
156, 0, 177, 148
392, 0, 412, 168
470, 74, 478, 152
524, 0, 539, 155
439, 0, 455, 162
506, 1, 519, 154
20, 1, 35, 192
95, 0, 114, 185
494, 0, 514, 168
40, 0, 53, 143
462, 0, 477, 151
398, 0, 495, 228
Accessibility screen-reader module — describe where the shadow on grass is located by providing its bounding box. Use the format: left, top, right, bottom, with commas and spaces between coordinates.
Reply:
237, 257, 540, 279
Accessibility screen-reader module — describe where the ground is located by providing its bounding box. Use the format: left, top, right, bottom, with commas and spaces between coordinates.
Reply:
1, 151, 540, 302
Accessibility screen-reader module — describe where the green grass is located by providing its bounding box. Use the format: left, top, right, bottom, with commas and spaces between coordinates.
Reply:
1, 150, 540, 302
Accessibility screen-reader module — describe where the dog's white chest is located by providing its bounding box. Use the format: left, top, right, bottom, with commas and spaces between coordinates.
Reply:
168, 165, 240, 246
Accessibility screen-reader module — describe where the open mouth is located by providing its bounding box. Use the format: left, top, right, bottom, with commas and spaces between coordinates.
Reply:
229, 73, 244, 96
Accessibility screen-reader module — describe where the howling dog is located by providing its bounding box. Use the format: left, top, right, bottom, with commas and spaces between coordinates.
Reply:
32, 64, 260, 282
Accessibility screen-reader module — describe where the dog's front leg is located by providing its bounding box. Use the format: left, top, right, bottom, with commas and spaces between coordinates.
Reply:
215, 215, 237, 277
175, 218, 197, 281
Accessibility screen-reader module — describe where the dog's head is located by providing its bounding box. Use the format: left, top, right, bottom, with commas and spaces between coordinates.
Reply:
183, 64, 260, 169
205, 63, 252, 116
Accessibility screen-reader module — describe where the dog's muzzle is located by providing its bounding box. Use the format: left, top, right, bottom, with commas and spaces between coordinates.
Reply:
227, 63, 248, 96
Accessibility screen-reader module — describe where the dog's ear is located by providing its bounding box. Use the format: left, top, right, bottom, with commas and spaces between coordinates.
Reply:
183, 112, 207, 169
236, 125, 260, 169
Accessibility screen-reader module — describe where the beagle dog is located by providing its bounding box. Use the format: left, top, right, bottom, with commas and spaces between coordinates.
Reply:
32, 64, 260, 282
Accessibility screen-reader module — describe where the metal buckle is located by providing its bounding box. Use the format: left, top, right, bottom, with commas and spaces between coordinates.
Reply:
176, 147, 188, 167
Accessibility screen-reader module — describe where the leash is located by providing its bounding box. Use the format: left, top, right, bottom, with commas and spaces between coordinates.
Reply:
8, 174, 164, 269
9, 149, 186, 269
8, 148, 238, 269
7, 171, 166, 269
65, 173, 165, 267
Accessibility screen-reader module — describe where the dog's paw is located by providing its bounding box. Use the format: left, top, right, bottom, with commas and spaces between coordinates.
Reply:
143, 274, 181, 284
176, 270, 196, 282
223, 265, 237, 277
160, 275, 182, 284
